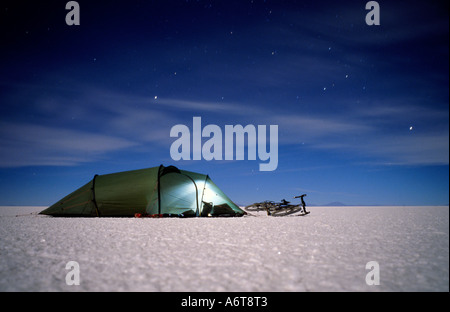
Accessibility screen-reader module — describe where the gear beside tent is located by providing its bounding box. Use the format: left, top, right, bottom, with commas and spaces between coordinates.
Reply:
39, 165, 245, 217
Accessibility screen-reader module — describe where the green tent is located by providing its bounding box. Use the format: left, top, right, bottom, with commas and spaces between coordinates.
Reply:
40, 165, 245, 217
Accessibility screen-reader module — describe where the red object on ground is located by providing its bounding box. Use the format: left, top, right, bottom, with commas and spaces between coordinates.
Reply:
135, 213, 164, 218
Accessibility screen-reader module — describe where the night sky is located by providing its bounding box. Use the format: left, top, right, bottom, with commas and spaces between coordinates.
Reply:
0, 0, 448, 206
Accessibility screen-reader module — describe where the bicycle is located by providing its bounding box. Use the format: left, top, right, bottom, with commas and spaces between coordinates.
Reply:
244, 194, 309, 216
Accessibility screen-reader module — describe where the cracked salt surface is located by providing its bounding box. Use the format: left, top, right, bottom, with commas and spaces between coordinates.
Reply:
0, 206, 448, 291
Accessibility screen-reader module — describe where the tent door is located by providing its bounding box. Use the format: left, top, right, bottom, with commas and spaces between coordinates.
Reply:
159, 172, 199, 216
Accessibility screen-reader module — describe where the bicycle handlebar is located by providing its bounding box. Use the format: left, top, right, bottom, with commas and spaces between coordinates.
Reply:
294, 194, 307, 198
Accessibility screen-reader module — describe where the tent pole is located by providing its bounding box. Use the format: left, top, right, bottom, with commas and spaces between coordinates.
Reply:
157, 165, 163, 215
199, 175, 208, 216
92, 174, 100, 217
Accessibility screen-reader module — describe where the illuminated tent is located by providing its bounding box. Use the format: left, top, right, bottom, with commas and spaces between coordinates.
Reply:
39, 165, 245, 217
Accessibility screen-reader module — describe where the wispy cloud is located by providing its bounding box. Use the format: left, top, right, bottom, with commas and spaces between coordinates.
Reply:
0, 121, 138, 167
360, 133, 449, 166
1, 81, 447, 169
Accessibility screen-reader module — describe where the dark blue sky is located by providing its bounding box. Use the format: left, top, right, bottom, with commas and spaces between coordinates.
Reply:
0, 0, 448, 206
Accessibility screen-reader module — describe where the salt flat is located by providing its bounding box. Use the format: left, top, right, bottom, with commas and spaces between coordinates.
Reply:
0, 206, 448, 292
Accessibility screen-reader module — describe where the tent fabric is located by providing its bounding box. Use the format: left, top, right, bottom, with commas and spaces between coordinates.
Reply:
39, 165, 245, 217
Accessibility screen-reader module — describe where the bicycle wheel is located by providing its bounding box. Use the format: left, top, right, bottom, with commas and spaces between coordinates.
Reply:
270, 205, 302, 217
244, 202, 265, 211
245, 201, 275, 212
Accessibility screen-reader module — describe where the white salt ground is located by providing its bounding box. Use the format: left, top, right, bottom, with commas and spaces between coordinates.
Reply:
0, 206, 448, 292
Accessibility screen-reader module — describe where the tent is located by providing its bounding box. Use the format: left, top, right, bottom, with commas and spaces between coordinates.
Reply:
39, 165, 245, 217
